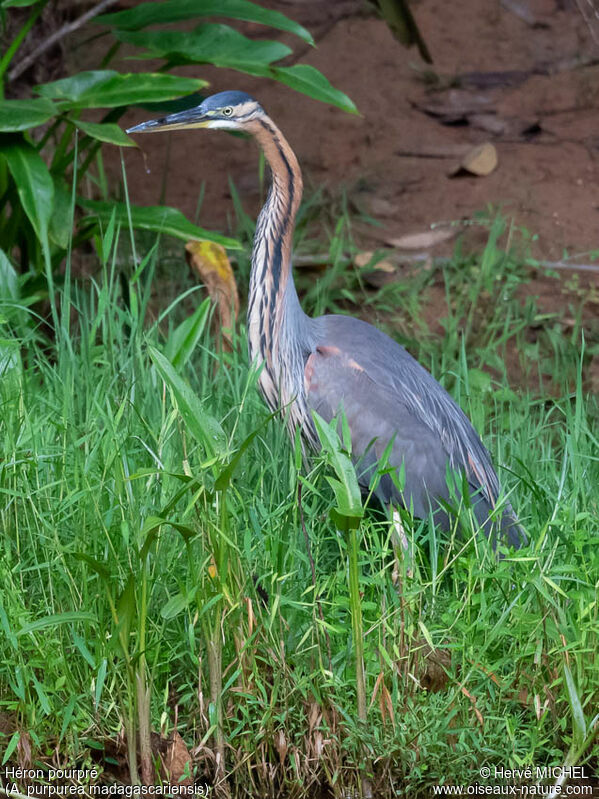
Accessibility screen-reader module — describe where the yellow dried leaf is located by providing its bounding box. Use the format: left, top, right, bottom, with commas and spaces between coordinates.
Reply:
451, 142, 498, 177
354, 250, 395, 271
186, 241, 240, 351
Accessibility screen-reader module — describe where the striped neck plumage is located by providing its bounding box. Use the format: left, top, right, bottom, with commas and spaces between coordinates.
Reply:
246, 113, 304, 399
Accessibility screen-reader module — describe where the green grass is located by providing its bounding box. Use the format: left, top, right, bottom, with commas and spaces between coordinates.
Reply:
0, 211, 598, 797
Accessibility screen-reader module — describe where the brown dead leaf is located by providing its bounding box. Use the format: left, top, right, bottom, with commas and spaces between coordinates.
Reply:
458, 69, 531, 90
387, 228, 456, 250
469, 113, 541, 138
186, 241, 239, 351
364, 196, 400, 217
354, 250, 395, 271
469, 114, 509, 136
164, 731, 193, 786
313, 730, 324, 758
450, 142, 498, 177
460, 686, 484, 729
274, 729, 288, 766
17, 730, 32, 770
411, 89, 494, 123
370, 670, 396, 729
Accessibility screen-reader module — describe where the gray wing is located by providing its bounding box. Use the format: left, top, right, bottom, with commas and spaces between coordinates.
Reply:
305, 314, 522, 545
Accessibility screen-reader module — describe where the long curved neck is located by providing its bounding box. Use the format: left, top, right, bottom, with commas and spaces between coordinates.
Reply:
246, 113, 307, 407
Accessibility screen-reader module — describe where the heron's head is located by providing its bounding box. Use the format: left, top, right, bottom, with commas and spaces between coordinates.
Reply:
126, 91, 264, 135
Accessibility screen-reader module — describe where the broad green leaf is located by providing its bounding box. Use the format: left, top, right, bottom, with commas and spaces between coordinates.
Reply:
214, 410, 277, 491
1, 0, 41, 7
0, 249, 18, 300
0, 600, 17, 650
165, 297, 211, 370
564, 664, 587, 749
270, 65, 358, 114
49, 178, 73, 250
31, 673, 51, 714
148, 345, 227, 458
94, 658, 107, 710
139, 514, 196, 561
312, 412, 363, 519
118, 25, 291, 69
115, 575, 136, 647
0, 141, 54, 249
161, 592, 191, 620
74, 120, 136, 147
0, 337, 20, 375
17, 612, 97, 636
72, 630, 96, 669
72, 552, 111, 581
59, 697, 77, 741
467, 367, 492, 393
79, 199, 240, 249
0, 97, 56, 131
2, 731, 19, 766
183, 58, 357, 113
37, 70, 208, 109
37, 70, 122, 101
98, 0, 314, 45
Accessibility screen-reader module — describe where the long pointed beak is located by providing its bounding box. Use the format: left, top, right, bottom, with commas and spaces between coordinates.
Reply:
126, 106, 209, 135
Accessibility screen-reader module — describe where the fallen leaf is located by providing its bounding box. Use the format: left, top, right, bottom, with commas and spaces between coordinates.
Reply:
458, 69, 531, 90
364, 196, 400, 217
387, 228, 456, 250
274, 729, 287, 766
468, 114, 508, 136
186, 241, 239, 351
354, 250, 395, 271
450, 142, 498, 177
411, 89, 494, 123
164, 731, 193, 786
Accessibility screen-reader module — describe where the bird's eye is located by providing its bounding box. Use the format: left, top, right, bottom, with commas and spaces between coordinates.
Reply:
222, 106, 234, 117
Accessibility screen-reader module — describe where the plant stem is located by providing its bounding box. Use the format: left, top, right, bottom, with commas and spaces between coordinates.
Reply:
207, 606, 225, 780
7, 0, 119, 84
137, 557, 153, 785
125, 669, 140, 785
348, 523, 366, 723
347, 522, 373, 799
0, 0, 48, 89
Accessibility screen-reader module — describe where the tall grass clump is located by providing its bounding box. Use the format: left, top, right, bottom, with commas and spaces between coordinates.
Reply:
0, 214, 597, 797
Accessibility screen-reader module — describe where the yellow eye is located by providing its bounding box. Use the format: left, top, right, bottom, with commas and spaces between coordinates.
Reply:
222, 106, 234, 117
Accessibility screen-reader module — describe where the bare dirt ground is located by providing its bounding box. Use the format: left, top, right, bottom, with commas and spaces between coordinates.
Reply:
112, 0, 599, 371
119, 0, 599, 267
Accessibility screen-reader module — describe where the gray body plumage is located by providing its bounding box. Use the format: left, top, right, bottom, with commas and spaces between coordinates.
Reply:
127, 90, 524, 549
304, 313, 522, 547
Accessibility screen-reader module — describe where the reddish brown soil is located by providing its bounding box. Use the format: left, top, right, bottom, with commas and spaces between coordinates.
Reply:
117, 0, 599, 266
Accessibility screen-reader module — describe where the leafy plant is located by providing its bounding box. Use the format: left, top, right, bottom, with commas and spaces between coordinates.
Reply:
0, 0, 356, 323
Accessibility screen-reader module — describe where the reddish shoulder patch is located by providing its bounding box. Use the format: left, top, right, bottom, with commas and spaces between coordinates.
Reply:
316, 344, 342, 357
304, 351, 317, 393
